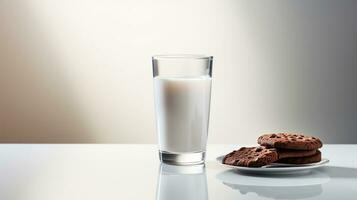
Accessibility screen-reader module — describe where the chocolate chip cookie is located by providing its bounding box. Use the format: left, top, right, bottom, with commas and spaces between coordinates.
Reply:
277, 150, 322, 164
258, 133, 323, 150
223, 146, 278, 167
277, 149, 317, 159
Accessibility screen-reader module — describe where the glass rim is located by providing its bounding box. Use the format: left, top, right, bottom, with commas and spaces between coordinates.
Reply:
152, 54, 213, 60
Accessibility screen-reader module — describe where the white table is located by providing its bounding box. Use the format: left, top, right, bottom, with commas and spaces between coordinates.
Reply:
0, 144, 356, 200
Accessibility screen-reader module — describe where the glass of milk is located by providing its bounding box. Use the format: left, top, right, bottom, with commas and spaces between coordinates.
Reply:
152, 54, 213, 165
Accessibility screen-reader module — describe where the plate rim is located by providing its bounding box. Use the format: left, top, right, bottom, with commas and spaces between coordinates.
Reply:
216, 155, 329, 172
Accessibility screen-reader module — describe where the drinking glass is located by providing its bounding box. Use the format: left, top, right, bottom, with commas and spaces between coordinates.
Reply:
152, 54, 213, 165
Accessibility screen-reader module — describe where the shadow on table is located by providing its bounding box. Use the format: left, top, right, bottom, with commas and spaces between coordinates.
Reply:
216, 169, 330, 200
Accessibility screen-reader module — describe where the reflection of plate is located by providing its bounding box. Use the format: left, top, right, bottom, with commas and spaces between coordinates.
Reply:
216, 156, 329, 174
216, 169, 330, 187
216, 169, 330, 199
223, 182, 323, 199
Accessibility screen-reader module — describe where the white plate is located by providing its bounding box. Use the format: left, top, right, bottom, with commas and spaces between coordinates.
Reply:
216, 155, 329, 174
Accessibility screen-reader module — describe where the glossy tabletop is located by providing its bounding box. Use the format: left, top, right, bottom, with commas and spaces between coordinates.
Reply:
0, 144, 356, 200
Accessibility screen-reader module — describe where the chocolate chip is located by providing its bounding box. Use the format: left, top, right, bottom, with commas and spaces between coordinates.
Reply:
255, 147, 263, 152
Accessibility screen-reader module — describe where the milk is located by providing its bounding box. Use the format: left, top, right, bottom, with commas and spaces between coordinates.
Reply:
154, 76, 212, 153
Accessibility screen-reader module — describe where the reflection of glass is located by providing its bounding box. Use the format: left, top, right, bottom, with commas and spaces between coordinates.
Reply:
152, 55, 213, 165
216, 169, 330, 200
156, 163, 208, 200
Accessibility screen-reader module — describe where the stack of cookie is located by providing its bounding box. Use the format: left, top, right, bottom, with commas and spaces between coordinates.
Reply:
223, 133, 323, 167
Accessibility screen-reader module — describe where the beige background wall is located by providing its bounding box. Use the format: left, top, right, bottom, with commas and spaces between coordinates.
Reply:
1, 0, 356, 143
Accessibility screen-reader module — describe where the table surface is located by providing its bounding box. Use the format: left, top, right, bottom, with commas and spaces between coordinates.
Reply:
0, 144, 356, 200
